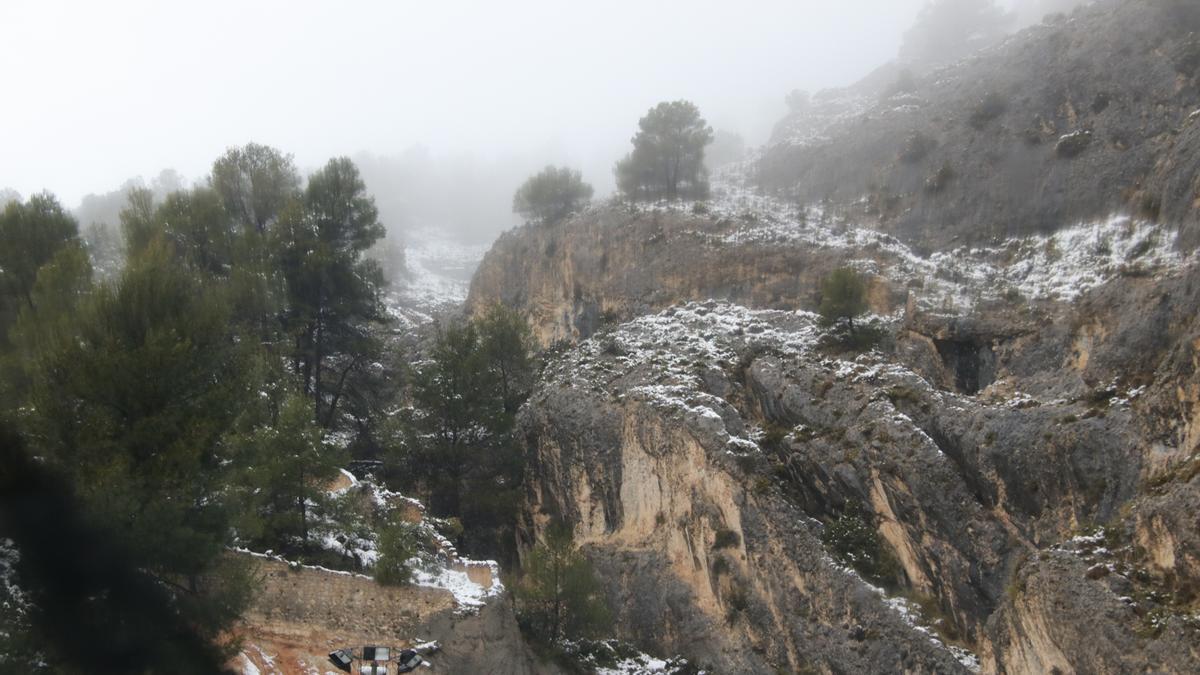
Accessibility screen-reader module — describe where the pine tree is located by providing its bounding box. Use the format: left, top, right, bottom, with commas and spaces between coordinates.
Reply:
0, 193, 80, 342
374, 517, 420, 586
230, 390, 345, 553
476, 303, 536, 417
819, 267, 868, 331
154, 186, 237, 277
24, 240, 250, 603
210, 143, 301, 235
516, 522, 611, 643
1, 241, 93, 411
118, 187, 159, 257
273, 157, 387, 427
406, 320, 497, 516
395, 306, 533, 563
512, 166, 593, 225
615, 100, 714, 201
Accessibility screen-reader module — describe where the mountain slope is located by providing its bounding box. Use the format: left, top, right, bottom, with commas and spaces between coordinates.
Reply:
467, 2, 1200, 673
759, 0, 1200, 250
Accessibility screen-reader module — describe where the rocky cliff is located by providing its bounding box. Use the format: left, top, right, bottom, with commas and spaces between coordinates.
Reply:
467, 196, 904, 346
515, 260, 1200, 672
470, 2, 1200, 673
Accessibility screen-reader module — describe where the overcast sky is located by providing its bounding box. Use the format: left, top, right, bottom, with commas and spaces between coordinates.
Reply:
1, 0, 935, 206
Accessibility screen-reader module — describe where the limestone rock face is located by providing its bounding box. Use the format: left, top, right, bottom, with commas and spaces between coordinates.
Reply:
515, 259, 1200, 673
481, 3, 1200, 672
467, 207, 904, 347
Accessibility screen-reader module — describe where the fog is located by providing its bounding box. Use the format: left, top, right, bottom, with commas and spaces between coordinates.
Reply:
0, 0, 1082, 242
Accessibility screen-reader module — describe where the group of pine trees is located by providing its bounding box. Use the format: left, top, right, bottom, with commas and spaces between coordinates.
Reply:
0, 101, 727, 664
0, 144, 396, 668
0, 142, 566, 667
512, 99, 716, 226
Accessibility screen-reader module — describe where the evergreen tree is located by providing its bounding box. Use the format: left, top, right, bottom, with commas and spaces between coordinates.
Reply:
1, 241, 93, 411
155, 186, 237, 277
405, 320, 497, 516
515, 522, 611, 643
374, 517, 420, 586
231, 390, 345, 553
615, 100, 714, 201
118, 187, 158, 257
0, 422, 246, 673
23, 240, 250, 615
900, 0, 1015, 69
210, 143, 302, 344
210, 143, 301, 235
273, 157, 387, 427
512, 166, 593, 225
396, 305, 533, 562
477, 303, 537, 416
0, 193, 80, 340
819, 267, 869, 331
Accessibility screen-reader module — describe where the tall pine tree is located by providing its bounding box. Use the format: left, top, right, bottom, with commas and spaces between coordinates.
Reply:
23, 240, 251, 623
273, 157, 386, 428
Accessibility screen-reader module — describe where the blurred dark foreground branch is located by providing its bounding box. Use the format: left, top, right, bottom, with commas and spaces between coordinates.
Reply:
0, 422, 233, 674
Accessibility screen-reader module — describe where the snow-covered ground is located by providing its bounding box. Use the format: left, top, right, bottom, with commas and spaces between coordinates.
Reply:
0, 538, 28, 631
385, 228, 491, 327
644, 164, 1192, 315
770, 90, 873, 150
316, 469, 504, 611
236, 469, 502, 613
560, 639, 702, 675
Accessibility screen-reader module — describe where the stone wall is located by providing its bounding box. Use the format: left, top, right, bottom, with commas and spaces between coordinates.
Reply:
243, 556, 453, 645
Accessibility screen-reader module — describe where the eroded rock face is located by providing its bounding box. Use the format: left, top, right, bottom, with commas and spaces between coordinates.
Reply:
484, 3, 1200, 670
516, 268, 1200, 673
470, 170, 1186, 352
467, 207, 903, 346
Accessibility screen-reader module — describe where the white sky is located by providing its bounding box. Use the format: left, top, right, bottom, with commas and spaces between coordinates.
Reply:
0, 0, 932, 205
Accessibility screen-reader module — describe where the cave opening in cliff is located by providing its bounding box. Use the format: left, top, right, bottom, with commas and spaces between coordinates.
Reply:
933, 338, 997, 395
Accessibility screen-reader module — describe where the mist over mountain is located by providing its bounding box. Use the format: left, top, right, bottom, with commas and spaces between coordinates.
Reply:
3, 2, 1199, 674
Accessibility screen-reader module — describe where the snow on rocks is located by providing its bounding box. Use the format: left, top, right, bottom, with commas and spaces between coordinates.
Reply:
879, 593, 981, 673
596, 655, 672, 675
385, 228, 490, 322
409, 560, 502, 610
770, 91, 873, 150
321, 469, 503, 612
561, 640, 702, 675
238, 652, 262, 675
651, 167, 1190, 314
236, 469, 503, 613
230, 547, 372, 579
826, 566, 982, 674
0, 538, 28, 626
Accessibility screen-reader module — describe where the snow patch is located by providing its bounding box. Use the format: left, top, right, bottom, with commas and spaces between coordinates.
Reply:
386, 228, 489, 322
409, 561, 502, 610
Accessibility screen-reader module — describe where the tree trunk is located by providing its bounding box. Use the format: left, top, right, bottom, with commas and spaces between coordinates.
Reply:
551, 555, 562, 642
322, 357, 361, 428
313, 312, 324, 421
298, 465, 308, 550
